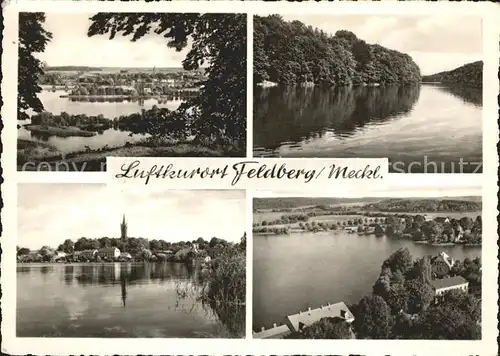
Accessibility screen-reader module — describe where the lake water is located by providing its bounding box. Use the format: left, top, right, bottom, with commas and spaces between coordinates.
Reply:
18, 125, 149, 154
253, 232, 481, 330
253, 85, 482, 173
17, 262, 244, 338
18, 90, 185, 153
38, 90, 184, 117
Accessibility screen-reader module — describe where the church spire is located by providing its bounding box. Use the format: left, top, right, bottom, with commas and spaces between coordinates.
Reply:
121, 214, 127, 242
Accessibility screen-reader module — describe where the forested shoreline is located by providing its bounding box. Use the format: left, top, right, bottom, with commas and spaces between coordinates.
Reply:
253, 198, 481, 213
422, 61, 483, 88
254, 15, 421, 86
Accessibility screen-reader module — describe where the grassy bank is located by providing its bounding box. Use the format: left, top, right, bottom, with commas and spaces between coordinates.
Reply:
17, 138, 238, 171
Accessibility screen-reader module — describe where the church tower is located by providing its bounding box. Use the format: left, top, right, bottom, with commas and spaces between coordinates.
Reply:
121, 214, 128, 242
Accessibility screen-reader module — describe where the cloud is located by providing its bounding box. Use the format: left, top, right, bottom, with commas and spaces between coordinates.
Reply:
37, 13, 191, 68
18, 185, 246, 249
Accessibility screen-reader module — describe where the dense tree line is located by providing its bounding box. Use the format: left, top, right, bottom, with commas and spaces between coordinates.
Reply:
17, 235, 239, 263
253, 198, 377, 211
254, 15, 421, 86
422, 61, 483, 88
363, 198, 481, 213
361, 248, 481, 339
28, 106, 190, 139
383, 214, 482, 245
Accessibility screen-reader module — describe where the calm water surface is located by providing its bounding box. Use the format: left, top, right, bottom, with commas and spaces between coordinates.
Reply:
253, 232, 481, 330
19, 90, 185, 153
17, 262, 244, 338
253, 85, 482, 173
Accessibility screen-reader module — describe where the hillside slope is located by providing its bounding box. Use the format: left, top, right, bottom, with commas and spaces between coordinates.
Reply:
422, 61, 482, 88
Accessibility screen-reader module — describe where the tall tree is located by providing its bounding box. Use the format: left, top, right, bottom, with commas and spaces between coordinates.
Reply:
353, 295, 392, 339
18, 13, 52, 120
87, 13, 246, 152
299, 317, 353, 339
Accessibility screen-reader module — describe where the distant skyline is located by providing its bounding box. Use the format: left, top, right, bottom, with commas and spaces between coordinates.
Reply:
18, 184, 246, 250
35, 13, 191, 68
275, 14, 482, 75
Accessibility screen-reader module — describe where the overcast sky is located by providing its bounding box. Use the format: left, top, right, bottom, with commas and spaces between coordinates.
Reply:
277, 14, 482, 75
37, 13, 190, 67
18, 184, 246, 250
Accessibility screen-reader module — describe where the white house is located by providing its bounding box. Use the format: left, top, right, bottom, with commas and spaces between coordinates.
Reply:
119, 252, 132, 260
285, 301, 355, 334
98, 247, 120, 260
430, 276, 469, 296
53, 251, 67, 261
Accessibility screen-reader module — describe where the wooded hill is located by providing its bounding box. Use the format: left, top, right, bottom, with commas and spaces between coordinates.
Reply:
422, 61, 483, 88
362, 198, 482, 213
254, 15, 421, 86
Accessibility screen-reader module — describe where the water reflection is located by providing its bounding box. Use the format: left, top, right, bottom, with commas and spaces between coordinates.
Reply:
17, 263, 244, 338
254, 85, 421, 151
437, 85, 482, 107
253, 232, 481, 329
253, 84, 482, 173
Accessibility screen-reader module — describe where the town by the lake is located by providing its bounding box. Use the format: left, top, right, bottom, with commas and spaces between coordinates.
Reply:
253, 196, 482, 340
18, 12, 247, 171
17, 185, 246, 338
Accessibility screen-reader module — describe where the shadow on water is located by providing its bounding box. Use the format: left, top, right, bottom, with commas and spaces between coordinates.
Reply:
71, 262, 195, 287
26, 262, 246, 338
253, 85, 421, 152
436, 85, 482, 107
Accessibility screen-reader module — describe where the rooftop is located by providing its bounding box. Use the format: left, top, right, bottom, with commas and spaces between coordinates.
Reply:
431, 276, 469, 290
285, 301, 354, 333
253, 324, 291, 339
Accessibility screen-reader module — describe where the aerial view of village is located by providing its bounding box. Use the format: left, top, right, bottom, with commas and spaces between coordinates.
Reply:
253, 196, 482, 339
18, 12, 246, 171
17, 184, 246, 338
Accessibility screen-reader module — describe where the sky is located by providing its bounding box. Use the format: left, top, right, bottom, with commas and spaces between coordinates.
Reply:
277, 14, 483, 75
37, 13, 191, 68
18, 184, 246, 250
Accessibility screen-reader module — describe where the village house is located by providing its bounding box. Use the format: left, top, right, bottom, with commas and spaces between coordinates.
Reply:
97, 247, 120, 260
285, 301, 355, 334
73, 249, 98, 261
119, 252, 132, 261
430, 275, 469, 296
431, 252, 455, 277
434, 217, 451, 224
53, 251, 67, 261
344, 226, 358, 233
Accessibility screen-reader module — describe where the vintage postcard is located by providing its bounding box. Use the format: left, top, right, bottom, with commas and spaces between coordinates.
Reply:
1, 1, 499, 356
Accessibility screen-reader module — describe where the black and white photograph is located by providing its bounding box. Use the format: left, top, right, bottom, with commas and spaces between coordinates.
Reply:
252, 194, 482, 339
253, 15, 483, 173
16, 184, 246, 338
17, 12, 247, 172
